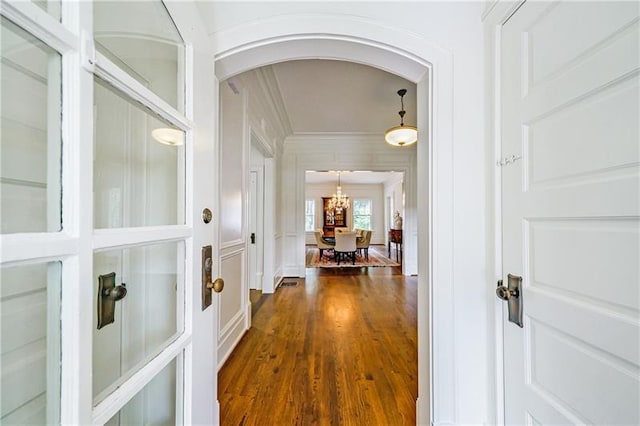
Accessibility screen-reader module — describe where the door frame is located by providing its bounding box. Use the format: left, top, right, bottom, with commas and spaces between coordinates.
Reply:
483, 1, 527, 425
212, 19, 454, 424
248, 129, 276, 293
247, 168, 264, 291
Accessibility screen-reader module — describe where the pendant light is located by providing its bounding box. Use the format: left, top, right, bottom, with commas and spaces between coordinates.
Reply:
385, 89, 417, 147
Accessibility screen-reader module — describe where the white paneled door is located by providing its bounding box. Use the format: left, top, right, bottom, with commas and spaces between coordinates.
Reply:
1, 2, 217, 424
500, 1, 639, 424
248, 170, 258, 291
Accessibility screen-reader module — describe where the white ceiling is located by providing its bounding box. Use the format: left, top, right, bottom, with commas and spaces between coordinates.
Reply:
235, 60, 415, 185
305, 171, 402, 185
244, 59, 417, 135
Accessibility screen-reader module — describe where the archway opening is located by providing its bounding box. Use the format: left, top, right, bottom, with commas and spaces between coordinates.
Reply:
214, 30, 453, 425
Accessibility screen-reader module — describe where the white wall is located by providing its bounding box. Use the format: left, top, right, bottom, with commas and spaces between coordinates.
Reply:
305, 182, 386, 245
238, 68, 288, 292
205, 2, 488, 424
217, 82, 247, 366
217, 67, 289, 364
250, 143, 264, 168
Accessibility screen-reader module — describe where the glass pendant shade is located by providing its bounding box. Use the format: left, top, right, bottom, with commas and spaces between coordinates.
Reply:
385, 125, 418, 146
152, 128, 184, 146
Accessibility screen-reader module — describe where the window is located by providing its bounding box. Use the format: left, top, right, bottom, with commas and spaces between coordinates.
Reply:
305, 199, 316, 231
353, 199, 372, 230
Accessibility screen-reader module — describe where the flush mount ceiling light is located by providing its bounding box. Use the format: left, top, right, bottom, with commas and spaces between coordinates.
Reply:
385, 89, 417, 147
152, 128, 184, 146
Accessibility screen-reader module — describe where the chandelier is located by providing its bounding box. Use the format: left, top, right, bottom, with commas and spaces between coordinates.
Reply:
385, 89, 417, 147
327, 172, 349, 212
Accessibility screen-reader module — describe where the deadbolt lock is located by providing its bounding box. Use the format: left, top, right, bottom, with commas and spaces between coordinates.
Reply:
202, 208, 213, 224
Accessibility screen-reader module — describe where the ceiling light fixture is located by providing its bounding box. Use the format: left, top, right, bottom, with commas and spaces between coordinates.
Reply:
385, 89, 417, 147
327, 171, 349, 213
152, 128, 184, 146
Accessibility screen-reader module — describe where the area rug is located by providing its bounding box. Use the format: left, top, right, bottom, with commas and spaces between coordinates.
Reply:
305, 245, 400, 268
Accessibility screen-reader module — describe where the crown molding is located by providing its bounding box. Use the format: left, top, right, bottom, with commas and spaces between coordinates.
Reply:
286, 132, 385, 142
284, 132, 417, 152
252, 66, 293, 137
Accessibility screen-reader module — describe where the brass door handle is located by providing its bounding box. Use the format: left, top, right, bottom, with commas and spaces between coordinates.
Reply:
103, 284, 127, 301
495, 284, 518, 301
207, 278, 224, 293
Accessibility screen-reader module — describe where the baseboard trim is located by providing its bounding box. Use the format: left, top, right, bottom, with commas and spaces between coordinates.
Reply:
275, 275, 284, 289
217, 310, 248, 370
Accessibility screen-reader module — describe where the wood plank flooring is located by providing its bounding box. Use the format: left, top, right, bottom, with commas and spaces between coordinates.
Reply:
219, 267, 417, 425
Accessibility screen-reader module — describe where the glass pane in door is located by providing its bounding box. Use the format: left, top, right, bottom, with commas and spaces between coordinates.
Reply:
93, 77, 185, 229
1, 261, 61, 425
105, 359, 178, 426
92, 241, 184, 401
1, 17, 62, 234
30, 0, 61, 21
93, 1, 184, 112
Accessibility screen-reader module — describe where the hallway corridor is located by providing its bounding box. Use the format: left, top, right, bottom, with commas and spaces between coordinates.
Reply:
219, 267, 418, 425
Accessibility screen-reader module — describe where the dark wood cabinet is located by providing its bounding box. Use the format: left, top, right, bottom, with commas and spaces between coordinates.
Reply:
322, 197, 346, 237
388, 229, 402, 262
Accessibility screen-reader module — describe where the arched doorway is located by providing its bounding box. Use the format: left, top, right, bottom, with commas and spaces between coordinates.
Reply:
212, 16, 455, 424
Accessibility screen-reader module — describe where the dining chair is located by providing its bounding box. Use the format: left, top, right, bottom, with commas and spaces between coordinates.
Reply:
356, 230, 372, 260
314, 230, 335, 258
334, 231, 357, 265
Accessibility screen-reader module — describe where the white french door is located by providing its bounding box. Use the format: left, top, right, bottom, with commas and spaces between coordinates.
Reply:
500, 1, 639, 424
1, 1, 216, 424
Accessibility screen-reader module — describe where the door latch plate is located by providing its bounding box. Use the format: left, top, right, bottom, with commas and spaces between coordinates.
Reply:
507, 273, 523, 327
496, 274, 523, 328
97, 272, 127, 329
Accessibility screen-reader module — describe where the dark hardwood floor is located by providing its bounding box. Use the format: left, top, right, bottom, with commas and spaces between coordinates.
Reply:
219, 266, 417, 425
